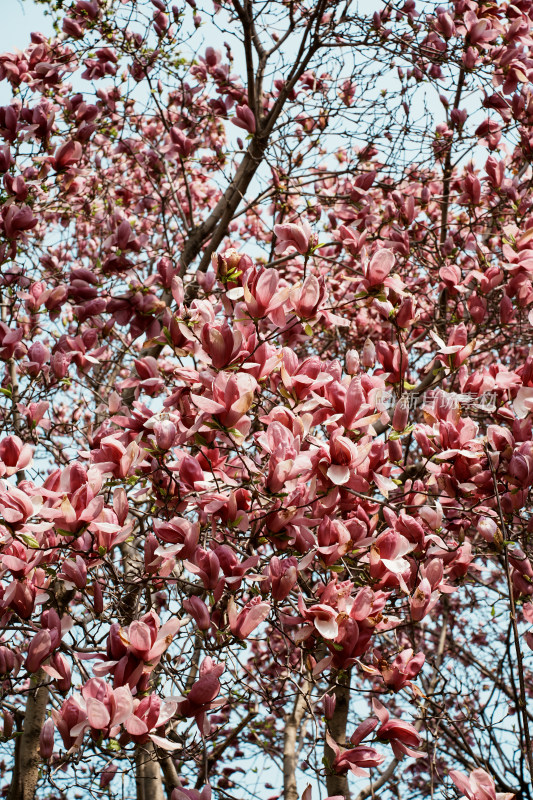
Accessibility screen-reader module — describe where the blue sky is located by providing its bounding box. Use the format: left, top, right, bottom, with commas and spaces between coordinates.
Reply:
1, 1, 53, 52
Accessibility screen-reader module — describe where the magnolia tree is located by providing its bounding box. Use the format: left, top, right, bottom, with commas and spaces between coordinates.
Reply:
2, 0, 533, 798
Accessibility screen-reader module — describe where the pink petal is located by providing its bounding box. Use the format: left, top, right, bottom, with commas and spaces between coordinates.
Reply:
326, 464, 350, 485
314, 616, 338, 640
125, 715, 148, 736
86, 698, 110, 729
149, 733, 182, 750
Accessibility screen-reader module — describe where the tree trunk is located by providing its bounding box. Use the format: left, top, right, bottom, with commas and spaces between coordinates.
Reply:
136, 741, 165, 800
325, 669, 352, 800
283, 681, 309, 800
8, 670, 49, 800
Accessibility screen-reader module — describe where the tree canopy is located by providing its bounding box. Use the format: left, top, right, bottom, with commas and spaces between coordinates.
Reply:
1, 1, 533, 799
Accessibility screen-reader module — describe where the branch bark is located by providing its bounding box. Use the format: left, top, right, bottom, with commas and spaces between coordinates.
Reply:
325, 669, 352, 800
136, 741, 165, 800
7, 670, 49, 800
283, 680, 310, 800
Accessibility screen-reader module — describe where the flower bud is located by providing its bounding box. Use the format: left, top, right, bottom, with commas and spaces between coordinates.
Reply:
388, 438, 403, 462
324, 693, 336, 719
40, 718, 54, 759
183, 596, 211, 631
346, 349, 359, 375
51, 351, 70, 379
392, 397, 409, 432
362, 338, 375, 368
100, 762, 118, 789
477, 516, 498, 544
154, 420, 177, 450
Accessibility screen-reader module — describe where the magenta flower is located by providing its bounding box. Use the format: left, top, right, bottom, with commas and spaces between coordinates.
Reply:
450, 767, 514, 800
326, 730, 384, 777
373, 699, 424, 758
274, 220, 316, 255
228, 596, 270, 639
0, 435, 33, 477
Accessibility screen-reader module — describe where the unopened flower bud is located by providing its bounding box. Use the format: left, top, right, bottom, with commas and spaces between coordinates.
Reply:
392, 397, 409, 432
346, 349, 359, 375
154, 420, 177, 450
362, 338, 375, 368
40, 718, 54, 759
324, 693, 336, 719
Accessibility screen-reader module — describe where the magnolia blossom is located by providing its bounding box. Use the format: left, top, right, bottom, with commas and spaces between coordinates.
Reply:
274, 221, 317, 255
373, 699, 424, 758
0, 435, 33, 477
326, 730, 384, 778
449, 767, 514, 800
228, 596, 270, 639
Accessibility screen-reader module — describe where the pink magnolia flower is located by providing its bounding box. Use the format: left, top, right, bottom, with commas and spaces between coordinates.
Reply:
100, 763, 118, 789
191, 372, 258, 433
153, 420, 177, 450
90, 434, 149, 478
320, 428, 371, 486
232, 104, 256, 133
410, 577, 439, 621
298, 596, 339, 640
338, 224, 366, 256
463, 11, 499, 46
2, 205, 38, 239
51, 679, 133, 749
119, 612, 181, 662
380, 648, 425, 691
369, 530, 414, 591
153, 517, 199, 558
183, 596, 211, 630
431, 323, 474, 368
124, 694, 180, 750
58, 555, 87, 589
95, 612, 180, 690
51, 696, 87, 750
289, 274, 326, 319
242, 266, 290, 324
0, 435, 33, 477
25, 610, 66, 673
0, 482, 36, 525
51, 140, 82, 170
172, 784, 212, 800
176, 657, 225, 734
274, 220, 316, 255
0, 645, 20, 676
228, 596, 270, 639
317, 516, 353, 566
366, 248, 395, 286
373, 699, 424, 758
46, 652, 71, 692
326, 730, 384, 777
201, 321, 242, 369
69, 678, 133, 740
267, 556, 298, 601
449, 767, 514, 800
257, 420, 313, 494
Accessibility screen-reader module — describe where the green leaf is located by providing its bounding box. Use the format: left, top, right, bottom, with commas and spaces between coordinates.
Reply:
20, 533, 40, 549
108, 739, 121, 752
